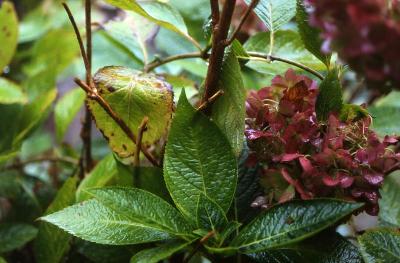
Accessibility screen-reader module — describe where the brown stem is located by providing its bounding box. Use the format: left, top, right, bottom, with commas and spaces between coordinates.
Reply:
4, 156, 78, 171
201, 0, 237, 110
247, 52, 324, 80
183, 231, 215, 263
134, 116, 149, 167
197, 89, 224, 111
144, 52, 203, 72
74, 79, 160, 167
210, 0, 220, 28
225, 0, 259, 46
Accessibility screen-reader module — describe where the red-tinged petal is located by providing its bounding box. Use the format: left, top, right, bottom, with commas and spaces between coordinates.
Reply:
340, 175, 355, 188
281, 168, 313, 199
322, 174, 340, 187
245, 129, 270, 140
355, 149, 369, 163
364, 173, 384, 185
281, 153, 302, 162
299, 156, 314, 174
383, 135, 398, 144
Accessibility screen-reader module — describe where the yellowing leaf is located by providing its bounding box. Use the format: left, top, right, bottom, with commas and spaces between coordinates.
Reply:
89, 66, 173, 161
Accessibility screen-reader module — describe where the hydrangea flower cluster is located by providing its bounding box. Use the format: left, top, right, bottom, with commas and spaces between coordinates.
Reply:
305, 0, 400, 91
245, 69, 400, 215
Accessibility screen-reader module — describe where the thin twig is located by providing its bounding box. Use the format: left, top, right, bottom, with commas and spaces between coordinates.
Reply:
247, 51, 325, 80
74, 79, 160, 167
144, 52, 203, 72
197, 90, 224, 111
4, 156, 78, 171
225, 0, 259, 46
202, 0, 237, 110
63, 1, 93, 177
62, 3, 90, 74
134, 117, 149, 167
183, 231, 215, 263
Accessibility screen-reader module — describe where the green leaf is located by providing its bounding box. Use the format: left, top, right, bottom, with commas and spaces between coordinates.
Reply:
196, 194, 228, 233
103, 11, 155, 64
368, 91, 400, 136
55, 88, 85, 141
296, 0, 330, 66
130, 240, 193, 263
0, 257, 6, 263
358, 228, 400, 263
87, 187, 193, 238
230, 199, 362, 253
76, 154, 133, 202
339, 104, 369, 122
76, 154, 119, 202
41, 198, 174, 245
244, 30, 326, 77
164, 91, 238, 219
211, 49, 246, 155
235, 146, 263, 223
0, 1, 18, 71
23, 29, 79, 77
316, 68, 343, 121
0, 78, 27, 104
88, 66, 173, 162
246, 0, 296, 33
0, 223, 38, 253
379, 172, 400, 227
77, 241, 133, 263
250, 232, 363, 263
0, 89, 56, 161
104, 0, 198, 49
15, 89, 57, 143
34, 177, 78, 263
133, 167, 171, 202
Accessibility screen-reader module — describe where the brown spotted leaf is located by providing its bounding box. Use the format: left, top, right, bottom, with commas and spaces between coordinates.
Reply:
88, 66, 173, 162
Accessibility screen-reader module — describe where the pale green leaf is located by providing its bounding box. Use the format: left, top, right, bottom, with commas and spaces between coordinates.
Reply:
15, 89, 57, 143
0, 78, 27, 104
164, 91, 238, 219
0, 257, 6, 263
0, 1, 18, 71
88, 66, 173, 162
34, 177, 78, 263
130, 240, 193, 263
369, 91, 400, 136
379, 172, 400, 227
230, 199, 362, 253
104, 0, 197, 48
23, 29, 80, 77
245, 0, 296, 32
212, 49, 246, 156
87, 187, 193, 238
41, 199, 174, 245
359, 228, 400, 263
55, 88, 85, 141
103, 11, 156, 64
0, 223, 38, 253
244, 30, 326, 77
